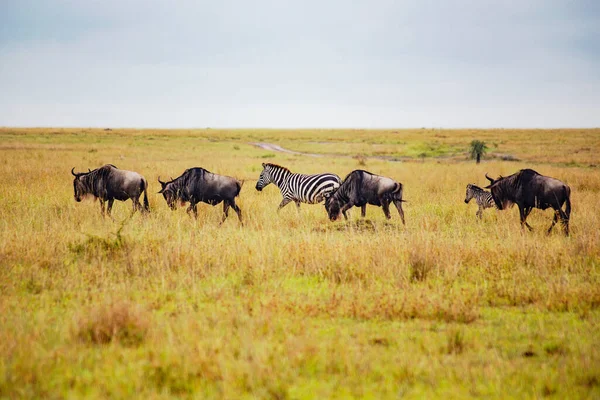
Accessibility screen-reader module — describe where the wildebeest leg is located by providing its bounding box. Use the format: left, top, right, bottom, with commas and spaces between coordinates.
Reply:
392, 199, 406, 225
131, 197, 141, 215
340, 203, 353, 220
277, 198, 292, 212
99, 200, 106, 217
381, 199, 392, 220
557, 207, 569, 236
187, 202, 198, 218
523, 207, 534, 230
106, 199, 115, 217
361, 205, 366, 218
519, 206, 533, 231
547, 210, 559, 235
230, 201, 243, 225
220, 202, 230, 225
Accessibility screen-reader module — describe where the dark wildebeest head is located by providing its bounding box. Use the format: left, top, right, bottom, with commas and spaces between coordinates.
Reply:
157, 177, 178, 210
324, 195, 342, 221
484, 173, 511, 210
71, 167, 91, 202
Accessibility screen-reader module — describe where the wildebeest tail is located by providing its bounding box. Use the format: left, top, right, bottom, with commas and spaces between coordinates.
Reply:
384, 182, 406, 202
392, 182, 404, 200
142, 178, 150, 212
235, 180, 243, 196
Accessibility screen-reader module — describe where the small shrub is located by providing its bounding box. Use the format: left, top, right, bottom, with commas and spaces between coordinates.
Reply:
522, 347, 536, 358
544, 342, 568, 356
445, 329, 466, 354
69, 219, 129, 259
353, 154, 367, 166
75, 301, 150, 346
145, 361, 195, 395
580, 374, 599, 388
409, 250, 433, 282
24, 277, 43, 294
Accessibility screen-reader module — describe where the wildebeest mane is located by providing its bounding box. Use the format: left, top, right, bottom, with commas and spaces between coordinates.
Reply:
163, 167, 211, 201
341, 169, 373, 183
77, 164, 116, 198
489, 169, 541, 210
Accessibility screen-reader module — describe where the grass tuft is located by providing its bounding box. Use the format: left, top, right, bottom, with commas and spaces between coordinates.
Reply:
74, 301, 150, 346
445, 328, 467, 354
409, 249, 434, 282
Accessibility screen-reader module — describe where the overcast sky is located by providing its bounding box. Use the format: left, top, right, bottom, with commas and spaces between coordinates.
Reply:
1, 0, 599, 128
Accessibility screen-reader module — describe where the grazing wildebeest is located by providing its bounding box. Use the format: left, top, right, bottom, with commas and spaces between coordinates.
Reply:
324, 170, 405, 224
464, 184, 496, 219
158, 167, 243, 224
485, 169, 571, 235
71, 164, 149, 217
255, 163, 342, 211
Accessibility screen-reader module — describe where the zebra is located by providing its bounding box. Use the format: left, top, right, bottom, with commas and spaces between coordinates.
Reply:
255, 163, 342, 211
464, 184, 496, 219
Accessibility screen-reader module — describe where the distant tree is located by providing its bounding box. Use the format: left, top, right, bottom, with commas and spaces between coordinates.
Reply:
469, 140, 488, 164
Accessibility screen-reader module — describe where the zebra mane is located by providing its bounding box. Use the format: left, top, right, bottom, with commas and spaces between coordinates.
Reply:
264, 163, 292, 173
467, 184, 488, 193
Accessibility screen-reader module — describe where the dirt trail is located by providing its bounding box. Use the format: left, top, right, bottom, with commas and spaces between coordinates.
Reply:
252, 142, 322, 157
251, 142, 412, 162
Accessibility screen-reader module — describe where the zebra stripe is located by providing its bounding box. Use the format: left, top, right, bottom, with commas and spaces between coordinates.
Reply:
465, 184, 496, 219
256, 163, 342, 210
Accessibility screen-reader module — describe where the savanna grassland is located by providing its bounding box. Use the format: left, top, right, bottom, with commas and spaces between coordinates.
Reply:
1, 127, 599, 399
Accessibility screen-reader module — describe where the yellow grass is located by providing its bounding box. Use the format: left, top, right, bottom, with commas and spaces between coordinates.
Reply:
1, 127, 599, 398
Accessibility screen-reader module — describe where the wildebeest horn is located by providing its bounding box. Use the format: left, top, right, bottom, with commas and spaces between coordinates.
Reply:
71, 167, 84, 177
157, 176, 165, 185
485, 173, 494, 183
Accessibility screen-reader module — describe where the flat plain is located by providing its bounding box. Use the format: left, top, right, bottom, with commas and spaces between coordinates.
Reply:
1, 127, 599, 399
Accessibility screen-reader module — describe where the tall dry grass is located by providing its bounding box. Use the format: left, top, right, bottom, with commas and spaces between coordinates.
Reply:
0, 128, 599, 398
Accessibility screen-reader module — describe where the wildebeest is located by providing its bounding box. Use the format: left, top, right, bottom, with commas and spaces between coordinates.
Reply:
71, 164, 149, 216
158, 167, 243, 224
324, 170, 405, 223
485, 169, 571, 235
464, 184, 496, 219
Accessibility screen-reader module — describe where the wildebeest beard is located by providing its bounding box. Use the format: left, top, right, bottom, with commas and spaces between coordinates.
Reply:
160, 183, 185, 209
